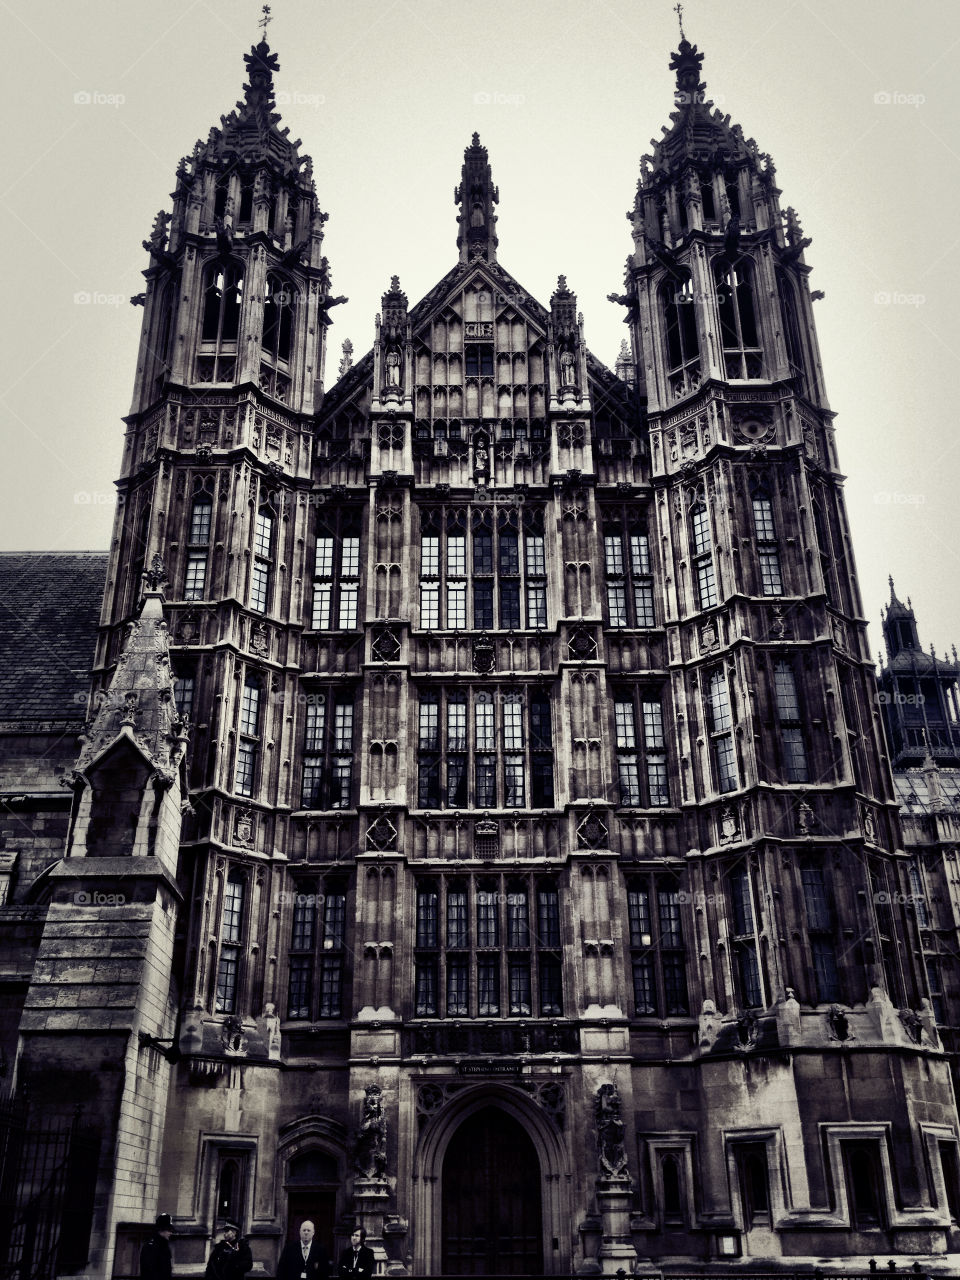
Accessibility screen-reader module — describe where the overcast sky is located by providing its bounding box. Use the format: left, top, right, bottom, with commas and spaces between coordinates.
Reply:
1, 0, 958, 662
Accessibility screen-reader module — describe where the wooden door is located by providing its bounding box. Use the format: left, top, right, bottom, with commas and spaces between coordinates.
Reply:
441, 1107, 543, 1275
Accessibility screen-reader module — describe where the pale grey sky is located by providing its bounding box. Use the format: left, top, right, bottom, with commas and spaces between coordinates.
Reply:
2, 0, 958, 660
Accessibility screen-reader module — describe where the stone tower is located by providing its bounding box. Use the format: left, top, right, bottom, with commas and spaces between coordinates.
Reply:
4, 27, 960, 1280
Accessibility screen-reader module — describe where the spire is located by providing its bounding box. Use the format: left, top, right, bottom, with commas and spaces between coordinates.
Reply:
74, 556, 186, 785
455, 133, 499, 265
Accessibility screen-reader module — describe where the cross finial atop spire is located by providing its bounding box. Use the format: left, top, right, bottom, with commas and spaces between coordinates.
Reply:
258, 4, 273, 39
674, 2, 686, 41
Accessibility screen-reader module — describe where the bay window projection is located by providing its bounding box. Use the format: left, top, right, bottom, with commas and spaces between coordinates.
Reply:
416, 687, 555, 810
414, 875, 562, 1017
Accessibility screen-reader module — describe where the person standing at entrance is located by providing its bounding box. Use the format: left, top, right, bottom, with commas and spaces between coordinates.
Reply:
140, 1213, 174, 1280
338, 1227, 374, 1280
205, 1220, 252, 1279
276, 1219, 331, 1280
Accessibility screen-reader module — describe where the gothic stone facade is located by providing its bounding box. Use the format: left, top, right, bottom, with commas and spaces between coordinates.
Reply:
3, 32, 960, 1280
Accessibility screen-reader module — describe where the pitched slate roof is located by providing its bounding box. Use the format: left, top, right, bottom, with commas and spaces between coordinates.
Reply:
0, 552, 107, 726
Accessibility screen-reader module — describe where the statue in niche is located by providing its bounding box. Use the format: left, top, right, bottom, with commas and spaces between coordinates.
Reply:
560, 348, 576, 387
354, 1084, 388, 1179
595, 1083, 628, 1178
385, 347, 401, 388
470, 199, 485, 228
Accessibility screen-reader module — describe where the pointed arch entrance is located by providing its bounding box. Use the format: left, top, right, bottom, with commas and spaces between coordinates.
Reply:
441, 1105, 543, 1275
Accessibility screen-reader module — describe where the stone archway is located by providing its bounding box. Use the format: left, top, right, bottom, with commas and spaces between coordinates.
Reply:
412, 1084, 570, 1275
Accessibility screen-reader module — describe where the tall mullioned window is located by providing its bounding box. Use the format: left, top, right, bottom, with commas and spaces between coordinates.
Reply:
706, 667, 737, 793
415, 686, 554, 810
413, 874, 562, 1018
300, 692, 355, 810
603, 514, 656, 628
215, 869, 246, 1014
752, 493, 783, 597
285, 877, 348, 1020
250, 507, 275, 613
418, 504, 547, 631
773, 660, 808, 782
613, 690, 670, 807
234, 675, 262, 797
729, 865, 763, 1008
185, 489, 213, 600
690, 498, 718, 610
311, 510, 362, 630
626, 876, 689, 1016
800, 861, 841, 1002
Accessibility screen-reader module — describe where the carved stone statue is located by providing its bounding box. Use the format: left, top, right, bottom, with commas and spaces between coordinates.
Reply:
354, 1083, 388, 1179
560, 349, 576, 387
595, 1083, 628, 1178
385, 347, 401, 388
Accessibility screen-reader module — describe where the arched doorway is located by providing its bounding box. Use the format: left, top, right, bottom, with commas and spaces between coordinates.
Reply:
441, 1106, 543, 1275
284, 1149, 339, 1254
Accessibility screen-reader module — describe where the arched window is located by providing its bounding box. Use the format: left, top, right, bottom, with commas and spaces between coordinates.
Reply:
237, 174, 254, 225
215, 869, 246, 1012
202, 263, 243, 346
660, 273, 701, 400
200, 262, 243, 384
713, 257, 761, 379
263, 275, 295, 365
214, 179, 229, 222
776, 269, 806, 381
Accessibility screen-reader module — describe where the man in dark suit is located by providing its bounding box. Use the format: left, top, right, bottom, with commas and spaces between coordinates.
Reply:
338, 1227, 375, 1280
276, 1220, 331, 1280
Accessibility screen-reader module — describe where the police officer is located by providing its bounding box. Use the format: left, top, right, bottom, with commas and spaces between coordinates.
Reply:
140, 1213, 174, 1280
205, 1220, 253, 1280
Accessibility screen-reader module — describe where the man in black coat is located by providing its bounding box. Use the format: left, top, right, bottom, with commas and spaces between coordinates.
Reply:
276, 1219, 331, 1280
205, 1220, 253, 1280
140, 1213, 174, 1280
338, 1227, 375, 1280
